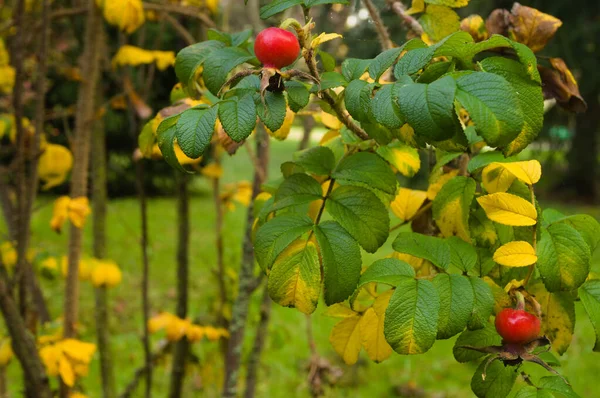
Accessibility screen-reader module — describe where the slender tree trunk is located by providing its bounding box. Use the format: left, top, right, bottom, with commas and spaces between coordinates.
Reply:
0, 265, 51, 398
213, 169, 228, 355
0, 366, 5, 398
244, 284, 272, 398
134, 158, 153, 398
298, 116, 315, 151
222, 127, 270, 398
92, 93, 115, 398
169, 172, 190, 398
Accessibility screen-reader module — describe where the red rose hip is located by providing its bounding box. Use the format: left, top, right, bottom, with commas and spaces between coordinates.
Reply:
254, 27, 300, 69
495, 308, 541, 344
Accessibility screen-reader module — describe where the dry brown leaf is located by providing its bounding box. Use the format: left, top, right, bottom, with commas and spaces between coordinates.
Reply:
485, 8, 511, 36
509, 3, 562, 53
538, 58, 587, 113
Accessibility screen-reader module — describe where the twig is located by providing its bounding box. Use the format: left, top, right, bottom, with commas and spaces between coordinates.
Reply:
212, 164, 228, 355
119, 340, 171, 398
362, 0, 393, 50
388, 0, 424, 36
524, 184, 537, 286
142, 2, 215, 28
244, 284, 272, 398
161, 12, 195, 46
244, 140, 266, 183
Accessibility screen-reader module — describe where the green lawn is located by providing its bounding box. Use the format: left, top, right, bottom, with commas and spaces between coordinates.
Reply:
4, 136, 600, 397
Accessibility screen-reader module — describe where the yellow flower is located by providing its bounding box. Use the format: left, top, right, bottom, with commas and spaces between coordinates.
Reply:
99, 0, 145, 34
39, 339, 96, 387
148, 312, 227, 343
50, 196, 91, 233
0, 241, 16, 269
90, 259, 122, 288
60, 256, 92, 281
0, 338, 13, 366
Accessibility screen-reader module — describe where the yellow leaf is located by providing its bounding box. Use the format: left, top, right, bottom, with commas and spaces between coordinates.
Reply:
406, 0, 424, 14
148, 312, 176, 333
390, 188, 427, 221
330, 315, 362, 365
266, 107, 295, 140
319, 129, 340, 145
0, 338, 13, 366
166, 317, 190, 341
68, 197, 91, 229
460, 14, 488, 42
0, 65, 15, 94
38, 143, 73, 190
493, 241, 537, 267
359, 290, 393, 363
173, 142, 202, 165
482, 163, 516, 193
419, 5, 460, 42
61, 339, 96, 363
398, 124, 418, 147
60, 256, 92, 281
39, 345, 61, 376
509, 3, 562, 53
427, 169, 459, 200
477, 192, 537, 226
0, 242, 16, 269
376, 143, 420, 177
318, 111, 343, 130
99, 0, 145, 34
201, 163, 223, 179
530, 282, 574, 355
496, 160, 542, 185
50, 196, 70, 233
111, 45, 175, 70
90, 259, 122, 288
186, 325, 205, 342
311, 32, 342, 49
323, 303, 359, 318
59, 354, 75, 387
389, 252, 424, 270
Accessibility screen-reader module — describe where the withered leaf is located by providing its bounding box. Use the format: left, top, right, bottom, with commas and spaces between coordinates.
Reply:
538, 58, 587, 113
509, 3, 562, 53
486, 9, 511, 36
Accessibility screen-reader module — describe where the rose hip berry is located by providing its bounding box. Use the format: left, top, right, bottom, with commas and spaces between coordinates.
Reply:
254, 27, 300, 69
495, 308, 541, 344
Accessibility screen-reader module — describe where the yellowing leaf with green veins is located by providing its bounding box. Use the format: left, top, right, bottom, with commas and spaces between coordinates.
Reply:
376, 142, 420, 177
398, 124, 418, 147
391, 188, 427, 221
389, 252, 425, 270
477, 192, 537, 226
496, 160, 542, 185
98, 0, 145, 34
419, 5, 460, 42
530, 282, 575, 355
267, 240, 321, 314
493, 241, 537, 267
330, 315, 362, 364
311, 33, 342, 49
323, 304, 359, 318
112, 46, 175, 71
359, 290, 393, 363
432, 176, 475, 242
482, 163, 515, 193
427, 169, 459, 200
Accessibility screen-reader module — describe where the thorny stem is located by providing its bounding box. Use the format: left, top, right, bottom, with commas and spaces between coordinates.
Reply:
524, 184, 537, 286
362, 0, 393, 50
388, 0, 424, 36
390, 202, 433, 232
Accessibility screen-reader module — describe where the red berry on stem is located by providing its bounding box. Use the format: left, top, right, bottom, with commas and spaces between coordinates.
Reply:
495, 308, 541, 344
254, 27, 300, 69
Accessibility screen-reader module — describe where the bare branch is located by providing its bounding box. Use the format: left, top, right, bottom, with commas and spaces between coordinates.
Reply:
388, 1, 424, 36
142, 2, 215, 28
362, 0, 393, 50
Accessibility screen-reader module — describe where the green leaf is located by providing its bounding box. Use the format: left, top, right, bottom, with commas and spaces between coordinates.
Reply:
455, 72, 523, 148
467, 276, 494, 330
418, 61, 454, 83
376, 142, 421, 178
259, 91, 287, 132
392, 232, 451, 270
138, 121, 156, 157
280, 162, 305, 178
304, 0, 349, 6
341, 58, 371, 81
430, 31, 474, 68
326, 185, 390, 253
384, 278, 440, 354
344, 79, 372, 123
218, 94, 257, 142
285, 81, 310, 113
537, 376, 580, 398
207, 29, 232, 45
254, 214, 314, 270
419, 5, 460, 42
268, 240, 321, 314
447, 236, 477, 272
318, 50, 336, 72
467, 151, 512, 173
174, 40, 225, 88
472, 35, 540, 83
356, 258, 415, 289
537, 223, 591, 292
549, 214, 600, 252
272, 173, 323, 211
433, 274, 474, 339
315, 221, 361, 305
156, 115, 188, 173
360, 122, 394, 146
480, 57, 543, 156
371, 84, 404, 129
203, 47, 254, 95
259, 0, 303, 19
231, 29, 253, 47
397, 76, 458, 141
471, 357, 517, 398
333, 152, 397, 196
319, 71, 348, 90
579, 280, 600, 352
453, 323, 501, 363
369, 47, 403, 80
394, 48, 434, 77
293, 146, 335, 176
433, 176, 475, 242
175, 106, 217, 159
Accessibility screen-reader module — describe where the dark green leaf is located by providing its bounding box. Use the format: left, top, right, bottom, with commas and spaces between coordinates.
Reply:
356, 258, 415, 290
392, 232, 451, 270
548, 214, 600, 252
218, 95, 257, 142
467, 151, 512, 173
471, 358, 517, 398
394, 47, 434, 77
260, 0, 303, 19
175, 106, 217, 159
292, 146, 336, 176
231, 29, 253, 47
259, 91, 287, 132
318, 50, 336, 72
454, 323, 501, 363
579, 280, 600, 352
344, 79, 372, 123
372, 84, 404, 129
304, 0, 349, 6
156, 115, 188, 173
447, 236, 477, 272
418, 61, 453, 83
285, 81, 310, 113
319, 71, 348, 90
341, 58, 371, 81
468, 276, 494, 330
273, 173, 323, 211
369, 47, 403, 80
174, 41, 225, 88
333, 152, 397, 196
433, 274, 475, 339
203, 47, 254, 95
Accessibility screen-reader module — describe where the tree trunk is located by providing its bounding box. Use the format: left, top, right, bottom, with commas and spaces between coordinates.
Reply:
169, 172, 190, 398
298, 116, 315, 151
244, 284, 272, 398
222, 127, 270, 398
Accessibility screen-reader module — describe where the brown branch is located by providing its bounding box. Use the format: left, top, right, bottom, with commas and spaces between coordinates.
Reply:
388, 0, 424, 36
362, 0, 393, 50
119, 340, 171, 398
161, 12, 195, 46
213, 168, 228, 345
244, 284, 272, 398
142, 2, 215, 28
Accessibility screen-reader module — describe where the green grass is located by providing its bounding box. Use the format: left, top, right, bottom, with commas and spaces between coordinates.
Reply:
4, 136, 600, 397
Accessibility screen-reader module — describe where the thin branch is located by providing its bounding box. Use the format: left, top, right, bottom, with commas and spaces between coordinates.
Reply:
390, 202, 433, 232
388, 0, 424, 36
362, 0, 393, 50
244, 284, 272, 398
119, 340, 171, 398
161, 12, 195, 46
142, 2, 215, 28
524, 184, 537, 286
